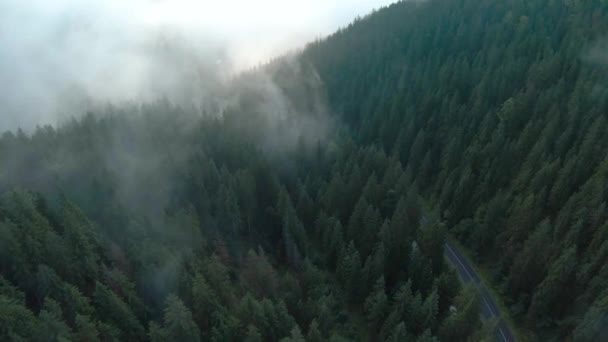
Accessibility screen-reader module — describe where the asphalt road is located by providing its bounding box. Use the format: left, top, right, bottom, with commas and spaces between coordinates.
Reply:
444, 241, 515, 342
420, 214, 516, 342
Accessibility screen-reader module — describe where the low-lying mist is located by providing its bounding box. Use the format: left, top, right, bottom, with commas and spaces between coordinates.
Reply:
0, 0, 396, 132
0, 56, 336, 261
0, 0, 396, 251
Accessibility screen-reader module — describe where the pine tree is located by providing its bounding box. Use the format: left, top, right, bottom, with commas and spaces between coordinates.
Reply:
360, 205, 382, 258
241, 248, 279, 298
279, 189, 306, 268
419, 221, 446, 275
60, 199, 100, 289
74, 314, 101, 342
337, 241, 361, 302
364, 277, 388, 326
526, 247, 578, 326
93, 282, 145, 341
279, 326, 305, 342
572, 290, 608, 342
386, 197, 413, 284
347, 196, 369, 245
149, 321, 168, 342
244, 325, 263, 342
38, 298, 72, 341
438, 285, 480, 341
0, 294, 44, 341
361, 241, 386, 293
416, 329, 439, 342
162, 294, 200, 342
388, 322, 409, 342
408, 247, 433, 295
217, 184, 242, 238
306, 319, 323, 342
379, 281, 414, 340
435, 270, 461, 316
192, 273, 219, 333
323, 220, 345, 269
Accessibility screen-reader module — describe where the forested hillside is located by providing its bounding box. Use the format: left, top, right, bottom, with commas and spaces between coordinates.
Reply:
1, 0, 608, 341
0, 64, 488, 340
303, 0, 608, 340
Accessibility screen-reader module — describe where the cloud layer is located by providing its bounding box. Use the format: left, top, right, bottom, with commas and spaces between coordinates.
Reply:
0, 0, 396, 131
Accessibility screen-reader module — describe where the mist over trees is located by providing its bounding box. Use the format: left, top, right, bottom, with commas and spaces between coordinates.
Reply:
1, 0, 608, 341
0, 56, 482, 341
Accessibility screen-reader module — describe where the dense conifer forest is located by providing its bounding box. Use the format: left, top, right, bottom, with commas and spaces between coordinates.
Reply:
1, 0, 608, 341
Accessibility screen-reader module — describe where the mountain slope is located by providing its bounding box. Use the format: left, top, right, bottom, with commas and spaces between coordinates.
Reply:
302, 0, 608, 340
1, 0, 608, 341
0, 69, 486, 340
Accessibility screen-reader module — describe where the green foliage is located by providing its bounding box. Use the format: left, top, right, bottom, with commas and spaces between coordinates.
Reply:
60, 199, 100, 288
526, 247, 578, 327
302, 0, 608, 339
93, 282, 145, 341
6, 0, 607, 340
0, 295, 43, 341
438, 285, 481, 341
337, 241, 362, 302
572, 290, 608, 342
419, 221, 446, 275
388, 322, 408, 341
364, 277, 388, 326
0, 113, 448, 340
306, 319, 323, 342
244, 325, 263, 342
39, 298, 72, 341
416, 329, 439, 342
240, 248, 279, 298
279, 326, 306, 342
74, 314, 101, 342
155, 294, 201, 342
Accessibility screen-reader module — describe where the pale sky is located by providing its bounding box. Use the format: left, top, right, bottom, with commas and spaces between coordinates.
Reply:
0, 0, 397, 131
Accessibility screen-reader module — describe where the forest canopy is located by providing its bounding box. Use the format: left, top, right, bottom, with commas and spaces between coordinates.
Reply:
1, 0, 608, 341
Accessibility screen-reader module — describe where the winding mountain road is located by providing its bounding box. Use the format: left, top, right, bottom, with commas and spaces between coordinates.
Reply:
444, 241, 515, 342
420, 215, 516, 342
